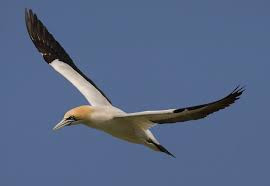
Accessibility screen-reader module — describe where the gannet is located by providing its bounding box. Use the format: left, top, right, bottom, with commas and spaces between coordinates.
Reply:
25, 9, 244, 157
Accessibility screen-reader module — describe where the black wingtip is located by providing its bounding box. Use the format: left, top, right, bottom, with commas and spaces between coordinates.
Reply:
230, 85, 246, 98
25, 8, 73, 64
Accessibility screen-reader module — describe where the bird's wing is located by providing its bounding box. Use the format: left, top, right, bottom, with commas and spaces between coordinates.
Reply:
25, 9, 111, 106
115, 86, 244, 128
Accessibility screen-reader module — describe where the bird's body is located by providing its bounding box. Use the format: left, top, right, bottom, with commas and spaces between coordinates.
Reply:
75, 106, 134, 142
57, 105, 162, 151
25, 9, 244, 157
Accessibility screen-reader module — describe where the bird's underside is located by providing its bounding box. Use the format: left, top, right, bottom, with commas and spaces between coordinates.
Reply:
25, 9, 245, 157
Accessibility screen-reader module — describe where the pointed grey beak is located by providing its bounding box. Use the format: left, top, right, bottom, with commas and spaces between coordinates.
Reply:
53, 119, 71, 131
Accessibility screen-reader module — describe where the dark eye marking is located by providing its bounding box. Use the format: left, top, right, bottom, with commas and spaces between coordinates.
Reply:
66, 116, 77, 121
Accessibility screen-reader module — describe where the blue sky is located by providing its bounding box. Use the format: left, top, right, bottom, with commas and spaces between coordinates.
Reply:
2, 0, 269, 185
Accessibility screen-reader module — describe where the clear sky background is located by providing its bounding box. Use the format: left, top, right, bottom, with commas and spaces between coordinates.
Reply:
1, 0, 269, 185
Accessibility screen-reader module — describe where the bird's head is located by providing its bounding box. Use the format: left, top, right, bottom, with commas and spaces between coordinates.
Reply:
53, 105, 93, 131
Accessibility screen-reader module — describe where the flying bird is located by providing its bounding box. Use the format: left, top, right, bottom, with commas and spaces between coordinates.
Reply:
25, 9, 244, 157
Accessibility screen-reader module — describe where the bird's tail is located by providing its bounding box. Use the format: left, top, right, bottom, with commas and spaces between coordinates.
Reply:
146, 139, 175, 158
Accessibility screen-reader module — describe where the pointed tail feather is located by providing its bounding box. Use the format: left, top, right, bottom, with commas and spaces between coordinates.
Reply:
147, 139, 175, 158
155, 144, 175, 158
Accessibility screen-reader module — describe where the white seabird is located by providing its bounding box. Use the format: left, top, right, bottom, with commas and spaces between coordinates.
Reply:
25, 9, 244, 157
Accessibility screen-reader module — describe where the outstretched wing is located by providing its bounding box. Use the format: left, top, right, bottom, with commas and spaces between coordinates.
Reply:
25, 9, 111, 106
115, 86, 244, 127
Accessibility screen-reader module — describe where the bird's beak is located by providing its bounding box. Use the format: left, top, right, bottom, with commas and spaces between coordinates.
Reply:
53, 119, 71, 131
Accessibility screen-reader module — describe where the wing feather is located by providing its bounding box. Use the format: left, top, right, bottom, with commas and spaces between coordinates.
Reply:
25, 9, 111, 106
115, 86, 244, 127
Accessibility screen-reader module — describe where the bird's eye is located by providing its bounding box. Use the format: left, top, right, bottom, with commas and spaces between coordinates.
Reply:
66, 116, 77, 121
